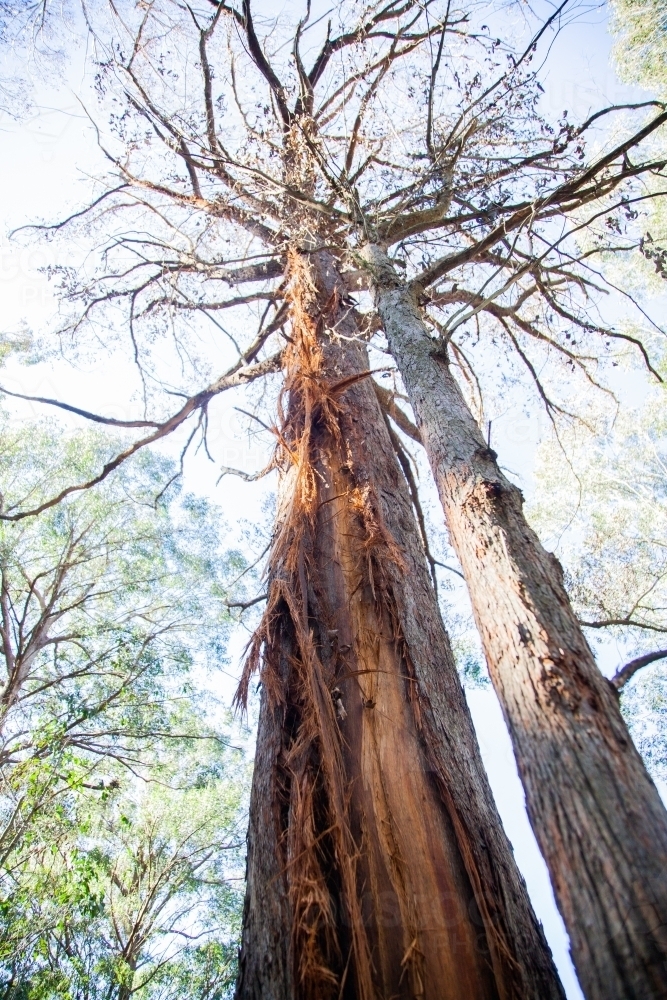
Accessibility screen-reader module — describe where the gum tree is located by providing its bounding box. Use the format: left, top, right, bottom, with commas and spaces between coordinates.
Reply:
0, 419, 238, 869
3, 2, 571, 997
1, 714, 247, 1000
4, 0, 667, 997
0, 422, 249, 998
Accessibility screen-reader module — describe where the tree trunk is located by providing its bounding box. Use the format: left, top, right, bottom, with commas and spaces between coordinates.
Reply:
362, 244, 667, 1000
235, 249, 565, 1000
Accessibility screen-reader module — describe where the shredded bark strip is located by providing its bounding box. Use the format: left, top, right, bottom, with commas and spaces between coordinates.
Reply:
234, 249, 564, 1000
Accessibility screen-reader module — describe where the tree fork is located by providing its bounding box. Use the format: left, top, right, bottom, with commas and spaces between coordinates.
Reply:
234, 249, 565, 1000
361, 242, 667, 1000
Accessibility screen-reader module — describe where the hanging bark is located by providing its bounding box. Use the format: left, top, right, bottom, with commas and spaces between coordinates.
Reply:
362, 243, 667, 1000
234, 248, 565, 1000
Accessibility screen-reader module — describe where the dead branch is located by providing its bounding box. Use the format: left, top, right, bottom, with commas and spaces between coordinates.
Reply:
0, 353, 281, 522
611, 649, 667, 691
217, 462, 274, 484
373, 382, 421, 444
580, 617, 667, 633
384, 414, 437, 592
0, 388, 160, 429
224, 593, 268, 611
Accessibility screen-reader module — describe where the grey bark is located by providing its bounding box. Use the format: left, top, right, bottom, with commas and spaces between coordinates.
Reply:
361, 242, 667, 1000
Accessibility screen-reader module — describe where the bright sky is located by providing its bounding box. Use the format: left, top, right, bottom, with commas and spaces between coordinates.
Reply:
0, 4, 663, 997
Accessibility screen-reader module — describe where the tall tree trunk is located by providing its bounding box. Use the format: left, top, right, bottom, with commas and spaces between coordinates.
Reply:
362, 244, 667, 1000
235, 249, 565, 1000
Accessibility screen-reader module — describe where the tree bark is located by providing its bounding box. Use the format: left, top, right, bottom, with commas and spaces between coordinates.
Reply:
362, 243, 667, 1000
235, 250, 565, 1000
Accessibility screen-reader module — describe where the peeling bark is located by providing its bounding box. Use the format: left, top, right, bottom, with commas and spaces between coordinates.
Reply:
363, 244, 667, 1000
235, 250, 565, 1000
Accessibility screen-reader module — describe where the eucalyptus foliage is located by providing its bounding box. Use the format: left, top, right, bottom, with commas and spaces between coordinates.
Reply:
0, 731, 247, 1000
604, 0, 667, 296
528, 377, 667, 780
610, 0, 667, 92
0, 421, 251, 998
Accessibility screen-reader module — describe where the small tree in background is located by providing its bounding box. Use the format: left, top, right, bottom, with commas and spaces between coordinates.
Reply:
0, 421, 250, 999
1, 725, 247, 1000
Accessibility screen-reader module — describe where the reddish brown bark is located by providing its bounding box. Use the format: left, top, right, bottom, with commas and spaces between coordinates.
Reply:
234, 250, 565, 1000
364, 245, 667, 1000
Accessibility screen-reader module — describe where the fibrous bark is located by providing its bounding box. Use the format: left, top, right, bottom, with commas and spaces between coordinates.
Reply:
235, 249, 565, 1000
363, 243, 667, 1000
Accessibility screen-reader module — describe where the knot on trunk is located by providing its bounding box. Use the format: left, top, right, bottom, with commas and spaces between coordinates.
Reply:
481, 479, 503, 500
475, 446, 499, 462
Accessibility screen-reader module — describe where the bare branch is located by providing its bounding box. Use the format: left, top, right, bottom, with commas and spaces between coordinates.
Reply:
0, 388, 160, 428
611, 649, 667, 691
383, 414, 437, 593
9, 184, 130, 237
373, 382, 421, 444
433, 559, 465, 580
0, 353, 282, 522
225, 592, 268, 611
216, 462, 274, 484
580, 617, 667, 633
241, 0, 291, 125
426, 7, 449, 158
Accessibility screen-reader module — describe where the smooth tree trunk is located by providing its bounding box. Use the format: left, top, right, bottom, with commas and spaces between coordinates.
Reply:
362, 243, 667, 1000
235, 249, 565, 1000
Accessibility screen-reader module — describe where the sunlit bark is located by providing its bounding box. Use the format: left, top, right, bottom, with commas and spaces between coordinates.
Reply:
235, 250, 565, 1000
